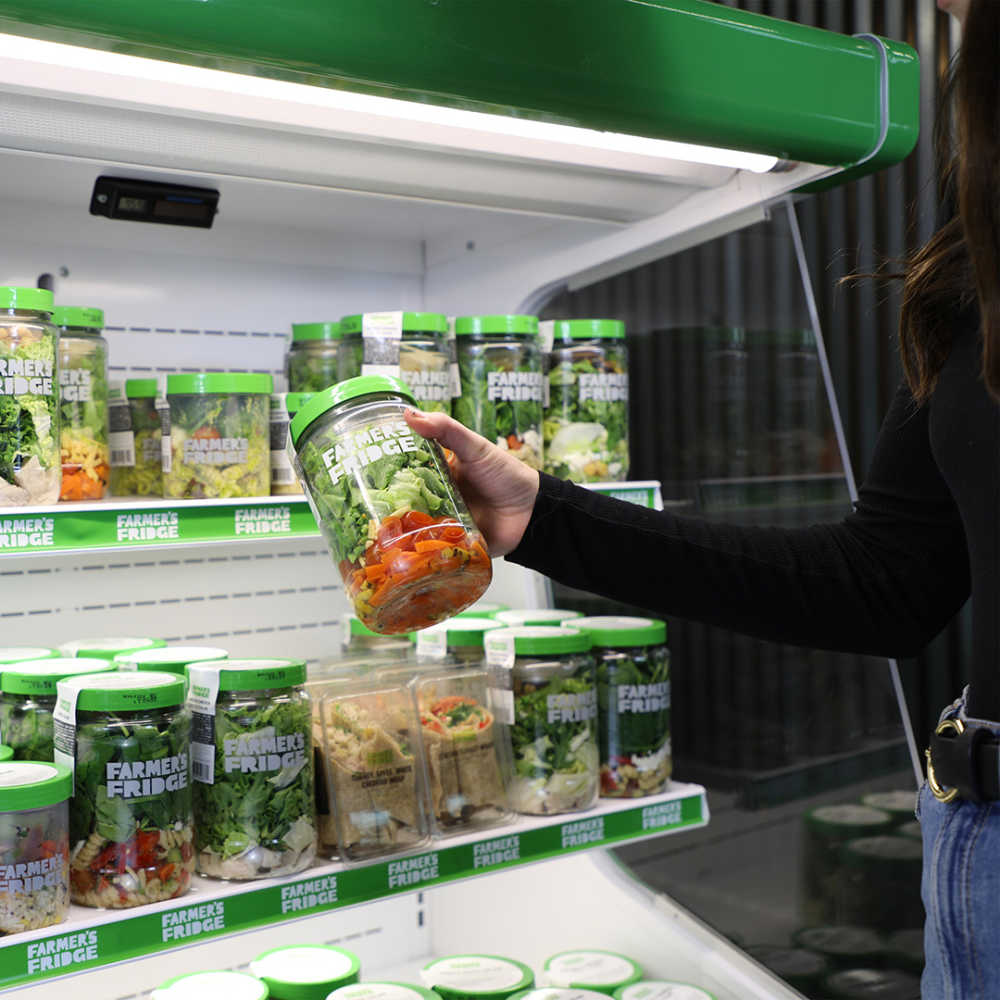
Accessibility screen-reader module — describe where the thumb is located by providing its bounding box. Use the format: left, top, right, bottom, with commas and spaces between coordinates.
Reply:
404, 408, 493, 466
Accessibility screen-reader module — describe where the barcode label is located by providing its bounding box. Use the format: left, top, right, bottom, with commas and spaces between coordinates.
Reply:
109, 430, 135, 467
270, 455, 297, 485
191, 744, 215, 784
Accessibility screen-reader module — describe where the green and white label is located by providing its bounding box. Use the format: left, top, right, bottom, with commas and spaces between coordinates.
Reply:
161, 901, 225, 942
578, 373, 627, 403
320, 420, 420, 485
487, 371, 544, 403
26, 930, 98, 976
234, 506, 291, 536
387, 853, 439, 889
0, 517, 54, 549
280, 874, 338, 913
560, 817, 605, 848
641, 801, 683, 830
0, 359, 54, 397
472, 835, 521, 870
117, 511, 179, 542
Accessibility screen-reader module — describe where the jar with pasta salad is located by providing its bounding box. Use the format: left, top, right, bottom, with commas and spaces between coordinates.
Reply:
110, 378, 163, 497
54, 671, 193, 908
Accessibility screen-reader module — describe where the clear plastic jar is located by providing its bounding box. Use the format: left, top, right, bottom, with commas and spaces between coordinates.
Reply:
54, 671, 193, 908
290, 375, 491, 633
454, 315, 543, 469
412, 617, 506, 666
0, 286, 60, 504
0, 657, 113, 761
566, 616, 671, 798
54, 306, 109, 501
164, 372, 273, 498
342, 613, 414, 656
342, 312, 452, 414
270, 391, 313, 495
110, 377, 162, 497
544, 319, 628, 483
287, 322, 341, 393
187, 658, 316, 879
0, 760, 72, 933
486, 626, 598, 815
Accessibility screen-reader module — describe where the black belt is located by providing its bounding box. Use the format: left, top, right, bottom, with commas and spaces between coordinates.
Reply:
926, 717, 1000, 803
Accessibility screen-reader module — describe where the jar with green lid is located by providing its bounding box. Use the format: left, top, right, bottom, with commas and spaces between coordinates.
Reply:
0, 286, 60, 504
514, 990, 617, 1000
422, 954, 535, 1000
839, 835, 923, 931
792, 925, 887, 970
485, 626, 598, 814
564, 616, 670, 798
54, 670, 193, 908
859, 790, 917, 827
613, 988, 718, 1000
454, 315, 543, 469
0, 657, 113, 760
0, 646, 57, 664
287, 321, 341, 392
413, 617, 507, 665
331, 983, 441, 1000
456, 602, 509, 619
542, 951, 642, 995
54, 306, 109, 501
342, 613, 414, 655
114, 645, 228, 675
543, 319, 628, 483
110, 377, 163, 496
251, 944, 360, 1000
186, 658, 316, 879
342, 312, 452, 414
290, 375, 491, 633
152, 971, 270, 1000
270, 391, 313, 495
495, 609, 583, 628
60, 636, 165, 660
0, 760, 72, 932
164, 372, 273, 498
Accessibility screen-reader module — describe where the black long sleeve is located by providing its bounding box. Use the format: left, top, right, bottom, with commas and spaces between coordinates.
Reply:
507, 380, 971, 660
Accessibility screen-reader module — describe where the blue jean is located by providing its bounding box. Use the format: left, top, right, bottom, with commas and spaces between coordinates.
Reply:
919, 691, 1000, 998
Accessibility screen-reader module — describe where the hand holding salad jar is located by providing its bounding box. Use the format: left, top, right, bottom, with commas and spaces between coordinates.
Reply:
289, 375, 492, 634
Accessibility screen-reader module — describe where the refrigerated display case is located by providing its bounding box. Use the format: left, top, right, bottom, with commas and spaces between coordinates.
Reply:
0, 3, 919, 997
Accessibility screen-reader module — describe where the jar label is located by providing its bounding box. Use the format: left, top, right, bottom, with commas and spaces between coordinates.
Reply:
538, 320, 555, 354
59, 368, 93, 402
319, 419, 420, 486
577, 373, 628, 403
486, 370, 544, 403
183, 436, 249, 466
109, 430, 136, 468
361, 311, 404, 378
187, 666, 221, 784
52, 685, 81, 775
416, 629, 448, 660
546, 689, 597, 725
0, 358, 54, 397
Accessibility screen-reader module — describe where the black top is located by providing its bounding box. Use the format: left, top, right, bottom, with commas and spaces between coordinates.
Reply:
508, 315, 1000, 718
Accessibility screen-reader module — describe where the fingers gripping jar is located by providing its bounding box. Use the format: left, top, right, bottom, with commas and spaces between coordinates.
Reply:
289, 375, 492, 634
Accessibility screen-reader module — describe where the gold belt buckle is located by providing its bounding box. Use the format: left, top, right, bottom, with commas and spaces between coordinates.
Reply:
926, 717, 965, 803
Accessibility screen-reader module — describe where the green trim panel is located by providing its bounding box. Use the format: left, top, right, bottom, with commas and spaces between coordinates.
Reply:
0, 790, 705, 990
0, 0, 918, 168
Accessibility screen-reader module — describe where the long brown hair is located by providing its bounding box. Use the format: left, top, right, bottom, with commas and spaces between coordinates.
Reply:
900, 0, 1000, 402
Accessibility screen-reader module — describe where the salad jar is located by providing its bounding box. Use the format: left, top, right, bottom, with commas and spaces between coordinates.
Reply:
0, 286, 60, 505
114, 645, 228, 675
164, 372, 273, 498
152, 972, 270, 1000
54, 306, 109, 501
412, 617, 506, 666
495, 609, 583, 628
454, 315, 543, 469
331, 984, 441, 1000
54, 671, 193, 908
251, 944, 360, 1000
289, 375, 491, 633
60, 636, 165, 660
343, 613, 414, 656
110, 377, 163, 497
566, 617, 671, 798
0, 657, 113, 761
456, 602, 509, 619
485, 627, 598, 815
0, 646, 57, 665
187, 658, 316, 879
542, 952, 643, 994
422, 955, 535, 1000
543, 319, 628, 483
287, 321, 342, 393
0, 760, 72, 933
270, 391, 313, 495
343, 312, 452, 414
614, 985, 718, 1000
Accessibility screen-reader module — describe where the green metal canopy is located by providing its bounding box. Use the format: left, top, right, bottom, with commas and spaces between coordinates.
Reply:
0, 0, 918, 173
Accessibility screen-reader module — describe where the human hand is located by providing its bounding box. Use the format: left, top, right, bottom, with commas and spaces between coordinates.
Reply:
404, 408, 540, 557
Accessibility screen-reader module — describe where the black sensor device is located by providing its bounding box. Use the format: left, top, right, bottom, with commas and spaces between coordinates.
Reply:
90, 176, 219, 228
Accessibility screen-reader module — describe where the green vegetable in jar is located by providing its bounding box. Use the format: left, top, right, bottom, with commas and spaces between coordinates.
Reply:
287, 322, 341, 393
110, 378, 163, 497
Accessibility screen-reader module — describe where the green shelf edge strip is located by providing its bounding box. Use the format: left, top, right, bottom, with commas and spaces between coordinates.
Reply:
0, 792, 704, 989
0, 0, 917, 170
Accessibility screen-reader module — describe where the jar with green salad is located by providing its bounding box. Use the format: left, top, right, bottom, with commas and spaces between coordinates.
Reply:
544, 319, 628, 483
286, 321, 341, 393
54, 306, 109, 501
0, 286, 60, 505
270, 391, 312, 495
164, 372, 272, 498
110, 377, 163, 496
454, 315, 543, 469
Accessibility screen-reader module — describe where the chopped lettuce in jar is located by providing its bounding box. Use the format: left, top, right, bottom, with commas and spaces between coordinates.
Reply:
287, 322, 341, 393
111, 378, 163, 497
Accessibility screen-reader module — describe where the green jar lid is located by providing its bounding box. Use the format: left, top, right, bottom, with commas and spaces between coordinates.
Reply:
330, 983, 441, 1000
455, 603, 510, 619
167, 373, 274, 395
842, 835, 922, 866
495, 609, 584, 628
125, 378, 159, 399
613, 985, 718, 1000
0, 745, 11, 762
61, 636, 166, 660
0, 760, 72, 811
412, 617, 506, 649
513, 991, 612, 1000
455, 315, 538, 337
250, 945, 360, 1000
564, 616, 667, 647
114, 646, 229, 675
860, 790, 917, 821
0, 287, 54, 312
340, 312, 449, 335
61, 670, 185, 712
289, 375, 416, 446
422, 954, 534, 1000
1, 657, 114, 696
152, 971, 270, 1000
792, 926, 886, 959
0, 647, 58, 665
187, 657, 307, 692
804, 804, 893, 836
543, 951, 643, 993
53, 306, 104, 329
487, 626, 591, 657
551, 319, 625, 342
285, 392, 314, 416
292, 321, 341, 342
